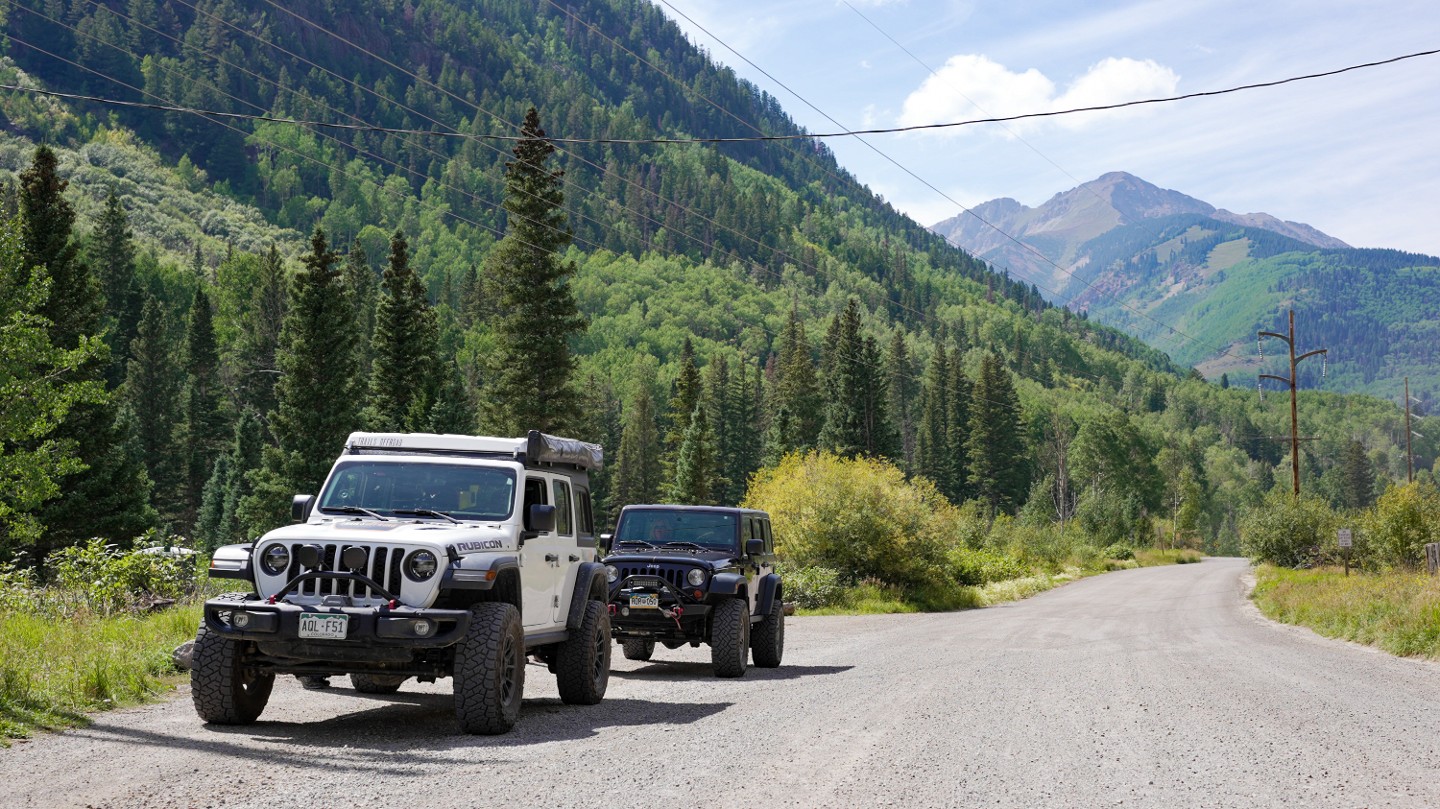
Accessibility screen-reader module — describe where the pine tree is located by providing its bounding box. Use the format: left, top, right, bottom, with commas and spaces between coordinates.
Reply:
0, 215, 106, 549
967, 353, 1028, 514
88, 189, 142, 389
666, 337, 702, 454
668, 402, 716, 505
21, 146, 153, 550
773, 301, 820, 450
235, 245, 287, 427
916, 342, 950, 489
1340, 439, 1375, 510
366, 230, 439, 431
240, 228, 360, 534
179, 285, 225, 529
818, 299, 895, 458
942, 346, 972, 501
124, 295, 184, 524
613, 381, 662, 511
885, 329, 918, 473
480, 107, 586, 435
344, 239, 378, 380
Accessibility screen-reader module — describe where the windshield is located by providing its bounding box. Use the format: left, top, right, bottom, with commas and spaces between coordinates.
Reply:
615, 509, 737, 551
318, 461, 516, 521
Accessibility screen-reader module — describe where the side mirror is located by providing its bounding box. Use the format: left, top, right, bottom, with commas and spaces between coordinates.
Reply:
599, 533, 613, 554
526, 504, 556, 534
745, 538, 764, 557
291, 494, 315, 523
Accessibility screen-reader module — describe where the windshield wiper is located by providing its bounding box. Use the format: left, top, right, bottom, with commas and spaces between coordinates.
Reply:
660, 541, 708, 550
393, 508, 460, 524
320, 505, 388, 521
615, 539, 656, 549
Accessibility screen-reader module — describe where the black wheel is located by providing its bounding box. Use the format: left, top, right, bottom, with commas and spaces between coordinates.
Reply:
622, 638, 655, 661
453, 602, 525, 735
351, 673, 407, 694
190, 622, 274, 724
710, 598, 749, 678
556, 600, 611, 705
751, 594, 784, 668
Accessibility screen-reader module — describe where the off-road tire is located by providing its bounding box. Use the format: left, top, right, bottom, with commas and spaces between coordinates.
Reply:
453, 602, 524, 735
710, 597, 750, 678
751, 594, 785, 668
351, 673, 407, 694
190, 621, 274, 724
556, 600, 611, 705
622, 638, 655, 661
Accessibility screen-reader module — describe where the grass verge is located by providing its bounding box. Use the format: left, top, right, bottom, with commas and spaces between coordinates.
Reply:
1135, 548, 1204, 566
0, 605, 201, 745
1251, 565, 1440, 660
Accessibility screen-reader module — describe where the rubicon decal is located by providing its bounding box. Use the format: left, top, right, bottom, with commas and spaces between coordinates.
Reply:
456, 539, 504, 552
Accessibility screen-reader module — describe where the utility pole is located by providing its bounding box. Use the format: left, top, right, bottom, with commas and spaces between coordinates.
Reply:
1258, 310, 1328, 496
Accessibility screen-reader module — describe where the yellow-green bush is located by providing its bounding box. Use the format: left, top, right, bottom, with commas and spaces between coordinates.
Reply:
743, 451, 957, 587
1359, 481, 1440, 569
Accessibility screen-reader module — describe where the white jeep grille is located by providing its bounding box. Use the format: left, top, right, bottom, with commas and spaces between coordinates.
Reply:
280, 542, 410, 602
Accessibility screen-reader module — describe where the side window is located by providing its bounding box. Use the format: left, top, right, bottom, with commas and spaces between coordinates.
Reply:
762, 518, 773, 553
523, 478, 547, 529
551, 479, 573, 536
577, 487, 594, 535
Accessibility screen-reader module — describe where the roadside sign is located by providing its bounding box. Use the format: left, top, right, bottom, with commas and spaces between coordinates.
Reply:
1338, 528, 1353, 548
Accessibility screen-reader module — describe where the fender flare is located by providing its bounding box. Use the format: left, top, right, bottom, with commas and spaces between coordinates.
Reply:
566, 562, 609, 631
756, 573, 783, 616
709, 571, 748, 599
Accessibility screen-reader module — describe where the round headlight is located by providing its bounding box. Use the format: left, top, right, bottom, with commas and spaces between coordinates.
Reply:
261, 543, 290, 575
687, 568, 706, 587
605, 564, 619, 583
405, 550, 438, 581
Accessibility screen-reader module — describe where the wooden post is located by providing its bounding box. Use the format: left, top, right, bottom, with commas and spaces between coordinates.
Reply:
1426, 543, 1439, 576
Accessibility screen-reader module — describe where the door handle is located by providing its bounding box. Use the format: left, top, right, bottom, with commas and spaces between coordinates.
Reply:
569, 554, 580, 562
545, 553, 559, 563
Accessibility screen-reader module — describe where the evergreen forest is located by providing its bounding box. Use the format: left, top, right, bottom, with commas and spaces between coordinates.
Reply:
1, 0, 1436, 591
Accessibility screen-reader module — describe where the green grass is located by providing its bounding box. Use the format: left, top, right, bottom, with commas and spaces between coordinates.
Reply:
1135, 548, 1204, 566
0, 605, 201, 744
1251, 565, 1440, 659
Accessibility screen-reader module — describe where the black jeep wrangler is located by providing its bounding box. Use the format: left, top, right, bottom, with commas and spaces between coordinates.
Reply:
601, 505, 783, 677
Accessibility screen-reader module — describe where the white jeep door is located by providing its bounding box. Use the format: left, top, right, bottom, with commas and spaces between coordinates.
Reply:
518, 475, 565, 630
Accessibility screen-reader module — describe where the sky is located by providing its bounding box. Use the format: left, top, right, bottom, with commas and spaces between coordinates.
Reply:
652, 0, 1440, 257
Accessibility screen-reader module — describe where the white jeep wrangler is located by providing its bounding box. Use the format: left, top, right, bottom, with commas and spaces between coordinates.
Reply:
193, 430, 611, 734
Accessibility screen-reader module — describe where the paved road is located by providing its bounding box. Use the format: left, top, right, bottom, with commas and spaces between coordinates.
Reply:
6, 558, 1440, 808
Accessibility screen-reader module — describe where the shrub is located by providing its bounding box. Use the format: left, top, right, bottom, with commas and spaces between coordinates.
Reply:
743, 451, 953, 587
1240, 489, 1338, 568
1102, 543, 1136, 561
46, 537, 200, 616
1359, 481, 1440, 570
947, 546, 1029, 586
775, 564, 845, 609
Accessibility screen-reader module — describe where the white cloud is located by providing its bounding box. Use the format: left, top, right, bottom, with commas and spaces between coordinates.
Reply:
897, 54, 1179, 135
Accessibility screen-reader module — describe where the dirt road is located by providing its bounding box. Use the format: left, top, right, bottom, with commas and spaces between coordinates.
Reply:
6, 558, 1440, 807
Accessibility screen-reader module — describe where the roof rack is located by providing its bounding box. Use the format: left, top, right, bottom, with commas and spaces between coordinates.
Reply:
344, 430, 603, 471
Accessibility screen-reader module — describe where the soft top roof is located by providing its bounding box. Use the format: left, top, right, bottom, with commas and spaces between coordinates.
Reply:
345, 430, 603, 470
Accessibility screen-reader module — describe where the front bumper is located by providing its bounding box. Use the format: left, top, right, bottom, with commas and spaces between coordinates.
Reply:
607, 575, 714, 640
203, 596, 470, 649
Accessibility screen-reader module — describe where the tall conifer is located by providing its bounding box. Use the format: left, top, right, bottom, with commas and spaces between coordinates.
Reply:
88, 189, 141, 388
21, 147, 153, 549
241, 228, 359, 533
366, 230, 439, 431
480, 107, 585, 435
613, 380, 662, 511
967, 353, 1028, 514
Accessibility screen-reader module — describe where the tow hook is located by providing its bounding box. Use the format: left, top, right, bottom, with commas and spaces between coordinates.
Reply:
661, 605, 684, 631
607, 603, 617, 616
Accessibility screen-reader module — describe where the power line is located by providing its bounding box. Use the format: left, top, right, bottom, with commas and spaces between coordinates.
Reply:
3, 45, 1431, 146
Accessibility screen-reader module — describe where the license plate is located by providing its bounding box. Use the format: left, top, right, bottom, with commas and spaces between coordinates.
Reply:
629, 594, 659, 609
298, 612, 348, 640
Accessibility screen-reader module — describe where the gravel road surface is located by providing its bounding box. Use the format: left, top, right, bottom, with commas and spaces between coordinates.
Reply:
5, 557, 1440, 808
